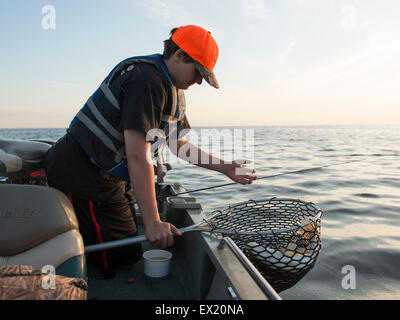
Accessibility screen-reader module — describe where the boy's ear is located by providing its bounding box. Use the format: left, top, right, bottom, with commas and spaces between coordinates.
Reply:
175, 49, 186, 63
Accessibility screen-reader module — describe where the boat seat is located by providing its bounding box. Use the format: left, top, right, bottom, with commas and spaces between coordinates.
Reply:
0, 185, 86, 279
0, 138, 53, 174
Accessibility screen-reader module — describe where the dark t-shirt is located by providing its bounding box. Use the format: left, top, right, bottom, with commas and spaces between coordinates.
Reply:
111, 62, 190, 138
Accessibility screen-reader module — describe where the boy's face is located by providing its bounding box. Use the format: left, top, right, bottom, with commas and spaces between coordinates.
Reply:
171, 50, 203, 90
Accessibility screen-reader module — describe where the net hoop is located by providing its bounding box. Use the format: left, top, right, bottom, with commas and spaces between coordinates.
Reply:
212, 197, 322, 234
208, 197, 323, 292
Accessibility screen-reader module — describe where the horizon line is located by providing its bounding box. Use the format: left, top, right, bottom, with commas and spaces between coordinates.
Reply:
1, 123, 400, 130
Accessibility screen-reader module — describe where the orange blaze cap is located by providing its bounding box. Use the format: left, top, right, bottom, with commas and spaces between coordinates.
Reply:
171, 25, 219, 88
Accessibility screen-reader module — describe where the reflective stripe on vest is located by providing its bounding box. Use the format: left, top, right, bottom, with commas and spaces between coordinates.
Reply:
100, 83, 120, 110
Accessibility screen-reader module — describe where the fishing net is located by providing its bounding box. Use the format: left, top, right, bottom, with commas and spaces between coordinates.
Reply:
207, 198, 322, 292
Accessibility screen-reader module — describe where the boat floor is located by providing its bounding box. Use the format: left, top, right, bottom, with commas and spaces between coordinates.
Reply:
86, 235, 196, 300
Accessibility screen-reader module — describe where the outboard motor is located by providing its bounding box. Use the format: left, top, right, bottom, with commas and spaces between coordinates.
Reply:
0, 138, 86, 279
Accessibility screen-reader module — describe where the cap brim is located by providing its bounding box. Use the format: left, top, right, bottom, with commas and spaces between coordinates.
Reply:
194, 61, 219, 89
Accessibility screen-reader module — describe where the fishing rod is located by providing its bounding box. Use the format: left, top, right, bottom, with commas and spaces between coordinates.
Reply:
156, 158, 363, 200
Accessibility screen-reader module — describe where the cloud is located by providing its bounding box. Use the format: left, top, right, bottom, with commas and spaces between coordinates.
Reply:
277, 39, 297, 64
138, 0, 204, 27
241, 0, 274, 21
301, 28, 400, 86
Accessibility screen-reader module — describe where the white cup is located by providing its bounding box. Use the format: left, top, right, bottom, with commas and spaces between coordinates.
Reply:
143, 249, 172, 278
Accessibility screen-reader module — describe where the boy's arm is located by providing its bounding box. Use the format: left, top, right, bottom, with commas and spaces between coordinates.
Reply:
170, 138, 257, 185
124, 129, 181, 248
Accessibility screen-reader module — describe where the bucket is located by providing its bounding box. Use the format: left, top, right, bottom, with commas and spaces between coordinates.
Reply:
143, 249, 172, 278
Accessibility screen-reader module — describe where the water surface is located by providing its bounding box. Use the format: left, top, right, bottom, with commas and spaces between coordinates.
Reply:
1, 125, 399, 299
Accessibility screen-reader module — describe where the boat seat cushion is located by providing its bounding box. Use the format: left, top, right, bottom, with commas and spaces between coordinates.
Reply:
0, 139, 52, 174
0, 185, 79, 256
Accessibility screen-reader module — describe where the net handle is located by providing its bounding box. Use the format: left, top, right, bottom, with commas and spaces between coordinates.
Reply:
85, 198, 322, 253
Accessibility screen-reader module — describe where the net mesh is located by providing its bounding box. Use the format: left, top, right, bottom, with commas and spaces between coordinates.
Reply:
208, 198, 322, 292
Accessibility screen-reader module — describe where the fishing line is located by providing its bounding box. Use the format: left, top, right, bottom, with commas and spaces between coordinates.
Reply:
155, 158, 364, 200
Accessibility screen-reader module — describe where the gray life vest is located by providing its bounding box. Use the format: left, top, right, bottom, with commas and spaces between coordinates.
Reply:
67, 54, 186, 182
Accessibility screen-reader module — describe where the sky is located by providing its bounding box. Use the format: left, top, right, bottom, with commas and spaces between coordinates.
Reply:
0, 0, 399, 128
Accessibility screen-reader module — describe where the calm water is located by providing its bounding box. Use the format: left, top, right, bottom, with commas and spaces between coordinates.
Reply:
1, 125, 400, 300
